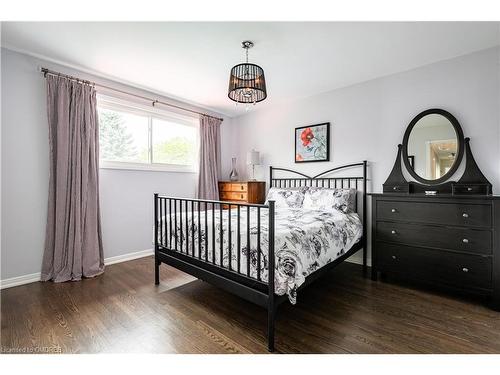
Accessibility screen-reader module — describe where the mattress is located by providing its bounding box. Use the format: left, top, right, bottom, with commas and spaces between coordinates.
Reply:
159, 207, 362, 304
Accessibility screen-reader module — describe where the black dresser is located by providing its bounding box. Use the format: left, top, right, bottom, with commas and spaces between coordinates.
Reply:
370, 193, 500, 309
373, 108, 499, 309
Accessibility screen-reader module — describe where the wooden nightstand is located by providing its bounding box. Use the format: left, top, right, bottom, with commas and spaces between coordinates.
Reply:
218, 181, 266, 204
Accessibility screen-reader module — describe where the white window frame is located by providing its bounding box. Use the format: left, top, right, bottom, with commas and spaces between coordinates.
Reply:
97, 95, 199, 173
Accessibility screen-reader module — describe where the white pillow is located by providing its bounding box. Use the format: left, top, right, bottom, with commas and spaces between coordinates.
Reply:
265, 187, 307, 209
302, 187, 356, 213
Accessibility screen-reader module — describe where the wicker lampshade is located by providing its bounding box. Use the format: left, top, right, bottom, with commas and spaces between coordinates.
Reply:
228, 41, 267, 104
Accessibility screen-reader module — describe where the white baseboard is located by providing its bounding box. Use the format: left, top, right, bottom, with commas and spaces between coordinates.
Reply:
0, 272, 42, 290
104, 248, 154, 266
0, 248, 154, 290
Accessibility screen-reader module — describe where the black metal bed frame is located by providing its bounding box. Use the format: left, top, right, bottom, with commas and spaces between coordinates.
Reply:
154, 161, 367, 352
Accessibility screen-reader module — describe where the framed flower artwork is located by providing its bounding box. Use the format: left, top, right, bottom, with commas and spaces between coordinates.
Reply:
295, 122, 330, 163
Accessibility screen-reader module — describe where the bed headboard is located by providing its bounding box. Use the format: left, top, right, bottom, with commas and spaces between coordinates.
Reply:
269, 161, 367, 211
269, 161, 368, 263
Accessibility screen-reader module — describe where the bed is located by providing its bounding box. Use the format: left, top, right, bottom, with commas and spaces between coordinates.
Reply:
154, 162, 368, 351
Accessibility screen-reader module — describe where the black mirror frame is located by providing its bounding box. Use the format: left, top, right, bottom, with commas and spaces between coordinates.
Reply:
402, 108, 464, 185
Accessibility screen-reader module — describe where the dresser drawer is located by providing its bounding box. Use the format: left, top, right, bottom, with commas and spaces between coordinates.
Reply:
383, 183, 409, 193
452, 184, 491, 195
377, 200, 492, 228
377, 221, 492, 255
377, 242, 492, 290
220, 192, 247, 201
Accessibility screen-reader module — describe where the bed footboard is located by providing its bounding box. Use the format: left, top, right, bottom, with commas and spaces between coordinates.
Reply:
153, 194, 277, 351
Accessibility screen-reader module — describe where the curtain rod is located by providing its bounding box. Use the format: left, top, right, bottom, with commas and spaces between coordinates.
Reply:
40, 67, 224, 122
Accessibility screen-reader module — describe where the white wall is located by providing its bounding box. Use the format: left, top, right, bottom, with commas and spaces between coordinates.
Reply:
231, 47, 500, 265
0, 48, 233, 281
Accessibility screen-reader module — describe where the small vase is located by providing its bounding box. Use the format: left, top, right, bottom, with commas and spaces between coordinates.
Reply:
229, 157, 239, 181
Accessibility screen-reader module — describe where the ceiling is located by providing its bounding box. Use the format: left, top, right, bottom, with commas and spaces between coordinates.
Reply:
2, 22, 499, 117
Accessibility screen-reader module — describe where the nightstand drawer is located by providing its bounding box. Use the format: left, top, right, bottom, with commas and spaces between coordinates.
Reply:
219, 183, 234, 192
231, 183, 248, 192
377, 200, 492, 228
377, 242, 492, 290
220, 192, 247, 201
218, 182, 248, 193
377, 221, 492, 255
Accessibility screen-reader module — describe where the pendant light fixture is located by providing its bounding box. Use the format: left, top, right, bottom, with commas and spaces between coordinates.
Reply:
228, 41, 267, 107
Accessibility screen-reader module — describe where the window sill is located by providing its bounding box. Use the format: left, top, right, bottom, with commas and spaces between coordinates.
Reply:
99, 161, 197, 173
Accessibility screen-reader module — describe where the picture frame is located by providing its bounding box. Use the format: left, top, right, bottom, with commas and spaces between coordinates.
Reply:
295, 122, 330, 163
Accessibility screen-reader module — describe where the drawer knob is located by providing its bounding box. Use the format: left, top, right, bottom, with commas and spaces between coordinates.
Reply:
391, 230, 397, 235
391, 208, 397, 213
467, 187, 473, 191
241, 194, 244, 199
393, 186, 398, 191
391, 255, 397, 260
462, 213, 469, 218
462, 267, 469, 273
462, 238, 469, 244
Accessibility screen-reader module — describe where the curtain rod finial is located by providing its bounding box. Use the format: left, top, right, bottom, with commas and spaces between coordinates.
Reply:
39, 66, 48, 78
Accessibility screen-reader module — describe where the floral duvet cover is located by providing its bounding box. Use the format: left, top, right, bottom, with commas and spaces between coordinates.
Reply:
160, 207, 362, 304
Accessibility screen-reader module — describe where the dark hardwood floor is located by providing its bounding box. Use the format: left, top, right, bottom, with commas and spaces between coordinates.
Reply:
2, 256, 500, 354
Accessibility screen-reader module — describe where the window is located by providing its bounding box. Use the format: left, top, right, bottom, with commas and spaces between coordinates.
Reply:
99, 108, 149, 164
152, 118, 197, 166
98, 96, 198, 172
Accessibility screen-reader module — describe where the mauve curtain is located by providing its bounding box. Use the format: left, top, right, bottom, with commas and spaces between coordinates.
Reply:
197, 115, 222, 199
41, 75, 104, 282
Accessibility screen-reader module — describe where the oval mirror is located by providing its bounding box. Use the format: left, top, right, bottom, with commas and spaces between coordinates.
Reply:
402, 109, 464, 185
